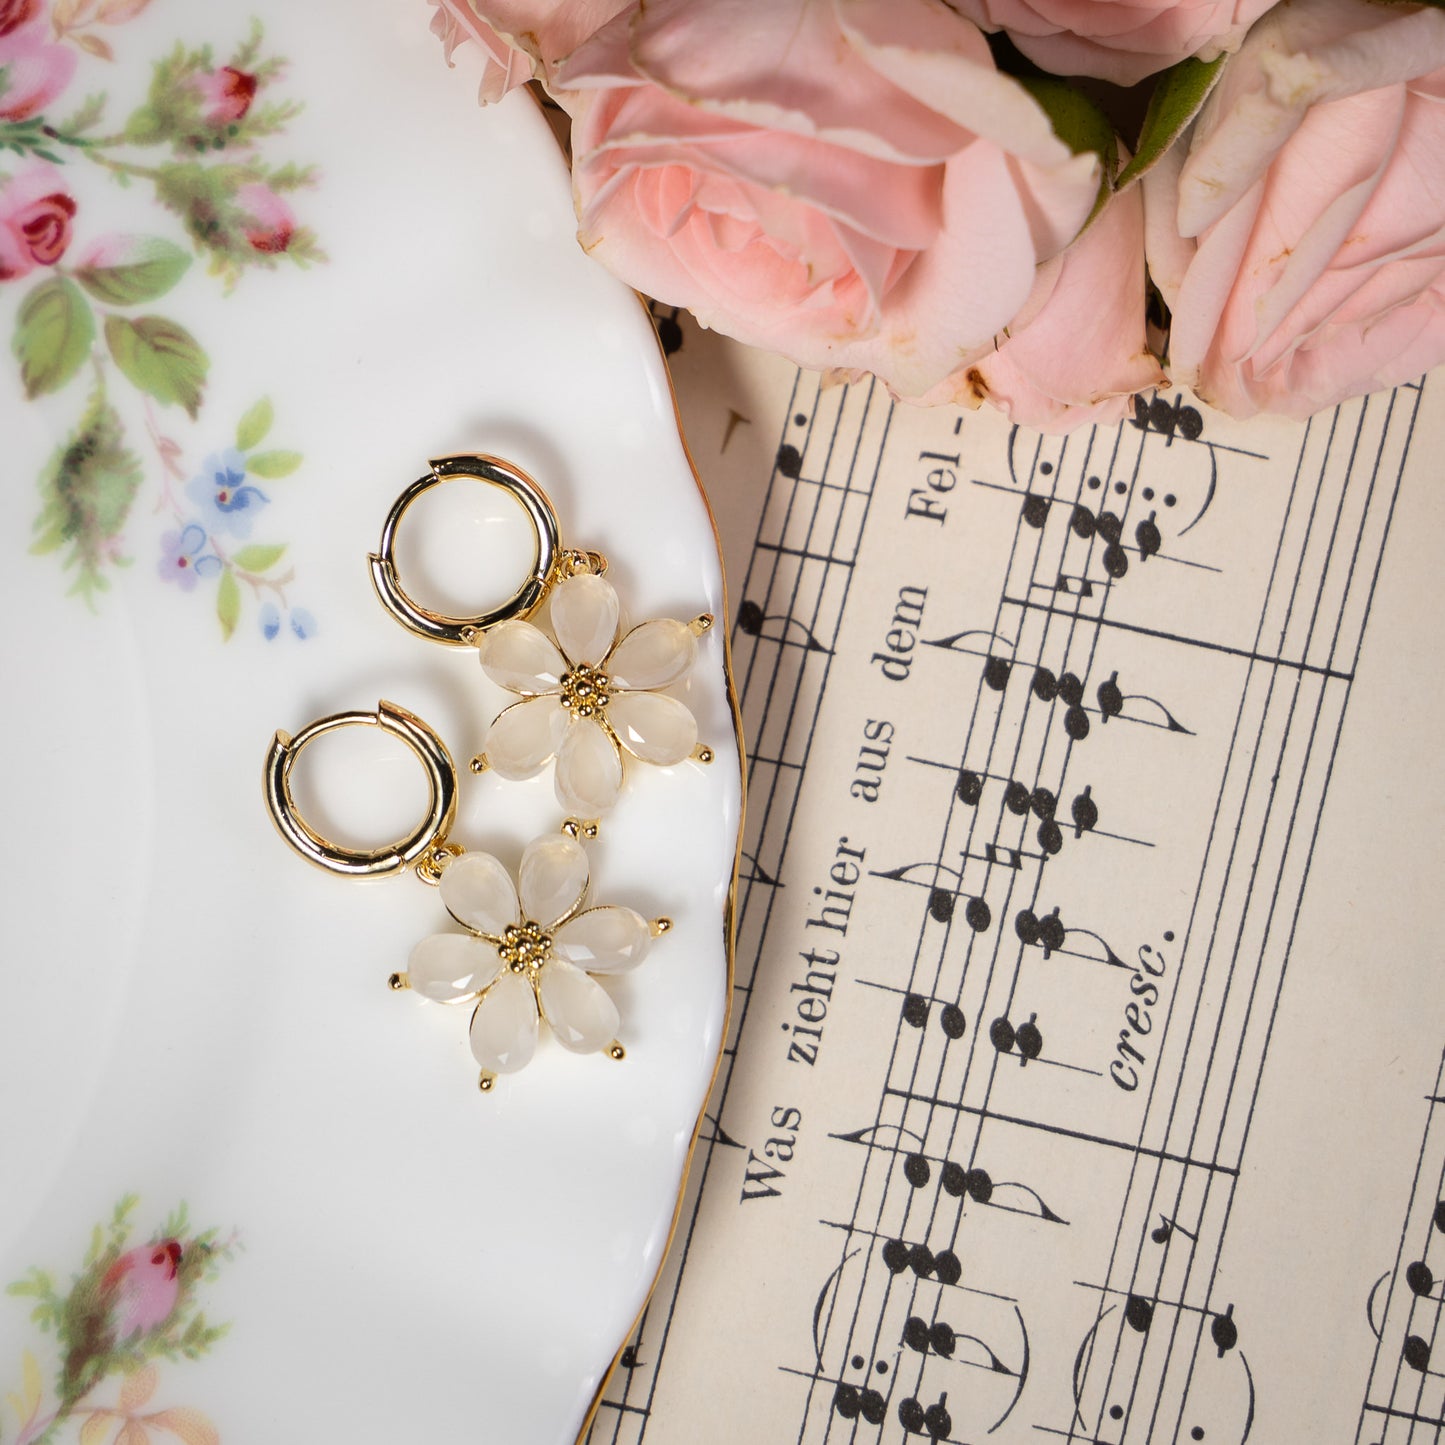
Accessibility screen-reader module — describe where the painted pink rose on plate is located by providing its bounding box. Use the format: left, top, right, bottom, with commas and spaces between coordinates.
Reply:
237, 183, 295, 254
0, 0, 39, 36
551, 0, 1101, 401
949, 0, 1274, 85
193, 64, 258, 124
1145, 0, 1445, 419
100, 1240, 183, 1339
0, 15, 77, 120
0, 164, 76, 280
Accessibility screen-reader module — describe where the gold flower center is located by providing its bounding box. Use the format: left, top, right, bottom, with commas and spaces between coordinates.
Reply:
559, 664, 611, 720
499, 920, 552, 977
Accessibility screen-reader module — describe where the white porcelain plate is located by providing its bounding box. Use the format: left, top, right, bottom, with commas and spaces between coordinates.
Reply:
0, 5, 739, 1442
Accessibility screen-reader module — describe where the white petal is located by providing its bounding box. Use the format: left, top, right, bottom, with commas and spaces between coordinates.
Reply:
555, 718, 623, 817
538, 958, 619, 1054
478, 620, 566, 694
439, 852, 518, 936
518, 832, 589, 926
407, 933, 502, 1002
607, 691, 698, 765
553, 907, 652, 974
469, 972, 538, 1074
607, 619, 696, 690
484, 695, 567, 779
550, 573, 619, 666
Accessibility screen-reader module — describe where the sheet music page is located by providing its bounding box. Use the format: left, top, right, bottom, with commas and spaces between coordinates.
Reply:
586, 314, 1445, 1445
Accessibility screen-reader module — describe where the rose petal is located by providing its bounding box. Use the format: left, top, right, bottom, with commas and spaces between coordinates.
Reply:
550, 572, 620, 665
477, 620, 566, 694
553, 906, 652, 974
607, 690, 698, 765
439, 851, 518, 937
518, 832, 590, 926
469, 972, 539, 1074
407, 933, 502, 1002
607, 618, 696, 689
538, 958, 620, 1053
484, 695, 568, 779
555, 717, 624, 816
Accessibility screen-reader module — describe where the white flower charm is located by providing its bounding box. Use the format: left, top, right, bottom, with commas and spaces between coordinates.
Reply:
393, 831, 668, 1090
474, 572, 713, 818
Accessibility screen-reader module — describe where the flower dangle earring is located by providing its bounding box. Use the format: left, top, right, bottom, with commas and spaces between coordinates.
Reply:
263, 700, 669, 1091
368, 454, 716, 824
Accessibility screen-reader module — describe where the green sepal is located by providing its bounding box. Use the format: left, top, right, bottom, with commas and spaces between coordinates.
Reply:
1117, 53, 1228, 190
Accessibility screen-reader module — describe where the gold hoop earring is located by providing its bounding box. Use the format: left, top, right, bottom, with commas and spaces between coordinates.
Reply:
368, 453, 599, 647
369, 453, 717, 826
263, 700, 668, 1091
264, 699, 458, 879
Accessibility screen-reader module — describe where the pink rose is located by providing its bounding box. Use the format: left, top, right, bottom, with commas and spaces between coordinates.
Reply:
193, 65, 258, 125
0, 0, 37, 38
918, 177, 1165, 430
554, 0, 1101, 400
1144, 0, 1445, 419
428, 0, 629, 101
101, 1240, 182, 1339
0, 19, 78, 120
949, 0, 1274, 85
237, 183, 295, 253
0, 164, 77, 280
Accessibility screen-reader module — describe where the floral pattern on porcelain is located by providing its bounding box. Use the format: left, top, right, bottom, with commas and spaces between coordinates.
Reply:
1, 5, 322, 637
3, 1195, 238, 1445
477, 572, 711, 816
402, 831, 664, 1085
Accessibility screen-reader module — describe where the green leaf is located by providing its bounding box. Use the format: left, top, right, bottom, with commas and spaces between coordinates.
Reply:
103, 314, 208, 417
76, 237, 191, 306
216, 568, 240, 640
235, 396, 273, 450
246, 448, 301, 479
1117, 53, 1228, 189
1019, 75, 1118, 177
30, 382, 143, 601
13, 277, 95, 398
231, 543, 285, 573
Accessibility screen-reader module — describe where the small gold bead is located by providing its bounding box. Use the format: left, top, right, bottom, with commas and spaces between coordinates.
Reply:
608, 1042, 626, 1062
478, 1072, 496, 1093
470, 754, 490, 774
651, 917, 672, 937
388, 972, 409, 991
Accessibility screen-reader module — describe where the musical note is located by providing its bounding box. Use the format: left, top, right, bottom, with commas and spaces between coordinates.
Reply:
898, 1392, 953, 1439
1022, 494, 1051, 528
984, 655, 1011, 690
734, 599, 830, 651
990, 1014, 1044, 1064
1131, 390, 1204, 444
881, 1239, 964, 1286
775, 441, 803, 478
1211, 1304, 1239, 1357
1136, 511, 1162, 561
1151, 1214, 1200, 1247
